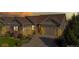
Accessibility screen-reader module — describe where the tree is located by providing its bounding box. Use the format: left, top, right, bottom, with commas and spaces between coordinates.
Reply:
63, 14, 79, 46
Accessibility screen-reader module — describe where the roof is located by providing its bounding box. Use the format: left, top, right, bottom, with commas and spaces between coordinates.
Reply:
27, 15, 47, 24
0, 14, 66, 27
27, 14, 66, 26
0, 17, 32, 26
0, 17, 15, 25
15, 17, 32, 26
48, 14, 66, 25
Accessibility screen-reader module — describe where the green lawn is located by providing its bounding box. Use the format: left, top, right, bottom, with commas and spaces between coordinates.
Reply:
0, 37, 21, 47
0, 36, 32, 47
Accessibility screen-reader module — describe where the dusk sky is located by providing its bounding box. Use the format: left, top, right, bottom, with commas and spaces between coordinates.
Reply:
0, 12, 65, 16
0, 12, 77, 20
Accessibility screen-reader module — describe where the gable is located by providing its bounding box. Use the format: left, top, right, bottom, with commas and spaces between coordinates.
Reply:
40, 14, 66, 27
16, 17, 32, 26
1, 17, 21, 26
27, 15, 47, 24
40, 17, 60, 27
0, 17, 32, 26
11, 19, 21, 26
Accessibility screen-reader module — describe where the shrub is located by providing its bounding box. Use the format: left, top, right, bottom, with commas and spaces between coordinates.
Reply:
63, 14, 79, 46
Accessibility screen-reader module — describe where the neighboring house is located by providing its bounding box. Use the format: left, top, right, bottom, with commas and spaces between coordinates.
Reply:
0, 14, 66, 38
0, 17, 33, 37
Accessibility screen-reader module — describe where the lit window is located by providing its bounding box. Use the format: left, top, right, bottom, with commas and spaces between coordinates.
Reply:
32, 25, 35, 30
14, 26, 18, 31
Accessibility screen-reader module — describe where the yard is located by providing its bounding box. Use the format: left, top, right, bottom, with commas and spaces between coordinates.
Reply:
0, 37, 20, 47
0, 36, 32, 47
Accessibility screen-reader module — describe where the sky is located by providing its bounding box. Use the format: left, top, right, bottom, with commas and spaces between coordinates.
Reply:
0, 12, 77, 20
0, 12, 32, 16
0, 12, 65, 16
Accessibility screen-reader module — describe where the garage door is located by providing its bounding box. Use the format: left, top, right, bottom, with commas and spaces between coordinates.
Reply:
41, 25, 57, 36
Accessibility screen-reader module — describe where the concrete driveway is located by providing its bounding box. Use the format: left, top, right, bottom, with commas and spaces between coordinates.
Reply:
21, 35, 57, 47
21, 35, 47, 47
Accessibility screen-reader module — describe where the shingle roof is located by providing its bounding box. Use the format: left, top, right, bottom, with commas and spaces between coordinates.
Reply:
27, 14, 66, 26
27, 15, 47, 24
0, 14, 66, 27
1, 17, 15, 25
48, 14, 66, 25
15, 17, 32, 26
0, 17, 32, 26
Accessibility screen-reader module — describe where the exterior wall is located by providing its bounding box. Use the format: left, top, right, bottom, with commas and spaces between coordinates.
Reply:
21, 25, 33, 36
40, 26, 45, 34
40, 25, 65, 38
40, 25, 57, 37
1, 26, 9, 35
57, 18, 67, 38
57, 27, 64, 37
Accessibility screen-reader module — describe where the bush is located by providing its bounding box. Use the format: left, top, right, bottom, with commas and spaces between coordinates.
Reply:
0, 31, 32, 46
17, 34, 32, 44
55, 36, 67, 47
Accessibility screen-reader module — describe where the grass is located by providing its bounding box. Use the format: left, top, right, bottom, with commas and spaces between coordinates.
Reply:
0, 36, 21, 47
0, 36, 32, 47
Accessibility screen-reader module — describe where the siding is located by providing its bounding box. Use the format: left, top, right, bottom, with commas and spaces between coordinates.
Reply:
21, 26, 33, 36
40, 25, 57, 37
1, 26, 9, 35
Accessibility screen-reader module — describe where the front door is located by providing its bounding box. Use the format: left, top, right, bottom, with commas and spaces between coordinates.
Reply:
36, 24, 44, 35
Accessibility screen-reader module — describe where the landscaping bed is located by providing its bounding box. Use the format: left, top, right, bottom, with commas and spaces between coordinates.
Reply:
0, 31, 33, 47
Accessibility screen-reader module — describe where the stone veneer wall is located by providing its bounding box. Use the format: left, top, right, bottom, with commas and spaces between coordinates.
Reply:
21, 26, 33, 36
1, 26, 9, 35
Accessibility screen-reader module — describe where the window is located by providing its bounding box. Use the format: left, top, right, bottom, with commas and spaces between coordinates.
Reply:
13, 26, 18, 31
32, 25, 35, 30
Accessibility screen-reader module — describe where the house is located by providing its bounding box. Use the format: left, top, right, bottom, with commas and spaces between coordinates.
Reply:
27, 14, 66, 38
14, 17, 34, 36
26, 15, 47, 35
0, 17, 33, 37
0, 14, 66, 38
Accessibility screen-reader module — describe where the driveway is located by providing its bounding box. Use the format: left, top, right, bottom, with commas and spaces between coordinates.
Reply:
21, 35, 47, 47
21, 35, 57, 47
